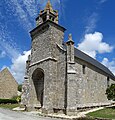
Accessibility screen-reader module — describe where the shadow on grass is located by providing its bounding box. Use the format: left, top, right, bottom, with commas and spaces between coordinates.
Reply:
73, 117, 112, 120
110, 106, 115, 109
73, 117, 94, 120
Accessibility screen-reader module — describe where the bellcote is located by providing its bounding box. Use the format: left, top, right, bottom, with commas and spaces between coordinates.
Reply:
36, 0, 58, 26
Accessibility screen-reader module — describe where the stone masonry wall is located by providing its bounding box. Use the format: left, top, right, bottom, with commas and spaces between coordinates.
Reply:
31, 26, 51, 64
74, 57, 115, 108
0, 68, 18, 99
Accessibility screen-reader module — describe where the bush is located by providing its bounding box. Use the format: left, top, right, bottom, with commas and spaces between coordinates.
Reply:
12, 95, 21, 102
0, 98, 18, 104
106, 84, 115, 101
18, 84, 22, 92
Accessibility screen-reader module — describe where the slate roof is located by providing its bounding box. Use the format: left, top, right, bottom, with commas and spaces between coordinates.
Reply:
74, 48, 115, 80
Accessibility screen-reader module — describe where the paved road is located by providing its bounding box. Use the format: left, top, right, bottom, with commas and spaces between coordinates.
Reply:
0, 108, 60, 120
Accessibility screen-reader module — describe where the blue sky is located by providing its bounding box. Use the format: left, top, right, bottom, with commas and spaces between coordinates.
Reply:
0, 0, 115, 83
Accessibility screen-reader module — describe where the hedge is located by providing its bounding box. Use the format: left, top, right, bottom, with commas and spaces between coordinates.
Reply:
0, 98, 18, 104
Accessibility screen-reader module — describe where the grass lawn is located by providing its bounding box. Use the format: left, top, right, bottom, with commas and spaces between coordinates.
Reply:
0, 104, 19, 110
87, 107, 115, 119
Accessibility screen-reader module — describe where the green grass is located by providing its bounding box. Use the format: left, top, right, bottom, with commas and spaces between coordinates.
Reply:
87, 107, 115, 119
0, 104, 19, 110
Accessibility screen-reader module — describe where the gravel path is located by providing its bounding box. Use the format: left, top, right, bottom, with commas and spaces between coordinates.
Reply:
0, 107, 107, 120
0, 108, 60, 120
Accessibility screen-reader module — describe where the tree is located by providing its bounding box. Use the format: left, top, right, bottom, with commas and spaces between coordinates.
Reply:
106, 84, 115, 101
18, 84, 22, 92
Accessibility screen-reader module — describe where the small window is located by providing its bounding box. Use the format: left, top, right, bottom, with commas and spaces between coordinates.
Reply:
107, 77, 110, 87
82, 65, 86, 74
50, 16, 54, 21
43, 17, 46, 22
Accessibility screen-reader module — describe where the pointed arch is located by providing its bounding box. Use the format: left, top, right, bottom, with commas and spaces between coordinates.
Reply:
32, 68, 44, 107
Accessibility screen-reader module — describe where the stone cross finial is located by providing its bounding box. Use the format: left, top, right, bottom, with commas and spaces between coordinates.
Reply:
67, 34, 74, 44
69, 34, 72, 40
36, 0, 59, 26
45, 0, 53, 12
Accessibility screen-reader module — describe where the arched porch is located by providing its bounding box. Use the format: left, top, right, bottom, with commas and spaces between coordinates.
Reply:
32, 68, 44, 108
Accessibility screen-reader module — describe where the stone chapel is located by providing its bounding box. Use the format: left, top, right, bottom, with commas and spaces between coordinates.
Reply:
21, 0, 115, 115
0, 68, 18, 99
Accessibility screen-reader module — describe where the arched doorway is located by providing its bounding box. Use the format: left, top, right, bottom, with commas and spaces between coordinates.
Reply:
32, 68, 44, 107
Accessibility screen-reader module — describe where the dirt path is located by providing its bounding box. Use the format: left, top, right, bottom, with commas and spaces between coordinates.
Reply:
0, 108, 60, 120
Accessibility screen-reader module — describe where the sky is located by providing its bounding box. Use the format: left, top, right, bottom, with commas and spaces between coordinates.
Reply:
0, 0, 115, 84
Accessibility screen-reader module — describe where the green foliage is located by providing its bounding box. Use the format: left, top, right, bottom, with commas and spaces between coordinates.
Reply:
87, 107, 115, 119
0, 98, 18, 104
106, 84, 115, 101
0, 104, 19, 109
0, 95, 21, 105
12, 96, 21, 102
18, 84, 22, 92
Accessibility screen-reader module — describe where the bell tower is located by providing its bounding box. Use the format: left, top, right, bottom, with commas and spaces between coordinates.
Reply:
28, 0, 66, 114
36, 0, 58, 26
30, 0, 66, 64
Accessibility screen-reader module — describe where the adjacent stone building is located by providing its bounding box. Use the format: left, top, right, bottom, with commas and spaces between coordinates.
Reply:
0, 68, 18, 99
22, 1, 115, 115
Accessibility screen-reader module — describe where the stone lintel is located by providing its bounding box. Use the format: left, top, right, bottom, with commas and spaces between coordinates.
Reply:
67, 70, 76, 74
56, 43, 66, 52
30, 57, 57, 67
67, 61, 75, 64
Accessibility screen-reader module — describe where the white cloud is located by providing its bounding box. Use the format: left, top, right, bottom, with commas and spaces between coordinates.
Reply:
85, 13, 98, 33
22, 0, 38, 18
84, 0, 108, 34
78, 32, 113, 58
0, 49, 30, 84
99, 0, 108, 4
10, 50, 31, 84
0, 51, 6, 58
0, 32, 31, 84
0, 23, 20, 59
5, 0, 33, 31
102, 58, 115, 75
3, 0, 66, 32
0, 40, 19, 59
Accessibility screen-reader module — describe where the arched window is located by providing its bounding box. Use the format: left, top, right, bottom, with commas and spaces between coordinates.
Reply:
82, 65, 86, 74
107, 76, 110, 87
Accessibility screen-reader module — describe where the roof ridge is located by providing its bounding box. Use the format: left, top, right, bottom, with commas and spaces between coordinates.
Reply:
0, 67, 18, 84
74, 47, 115, 80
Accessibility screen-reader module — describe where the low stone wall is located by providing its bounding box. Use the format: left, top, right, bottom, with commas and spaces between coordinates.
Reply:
76, 102, 115, 111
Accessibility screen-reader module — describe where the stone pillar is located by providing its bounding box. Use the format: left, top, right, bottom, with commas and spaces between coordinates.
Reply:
21, 76, 30, 106
26, 55, 31, 73
54, 12, 59, 24
36, 17, 43, 26
21, 55, 31, 110
66, 34, 77, 115
46, 10, 50, 20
